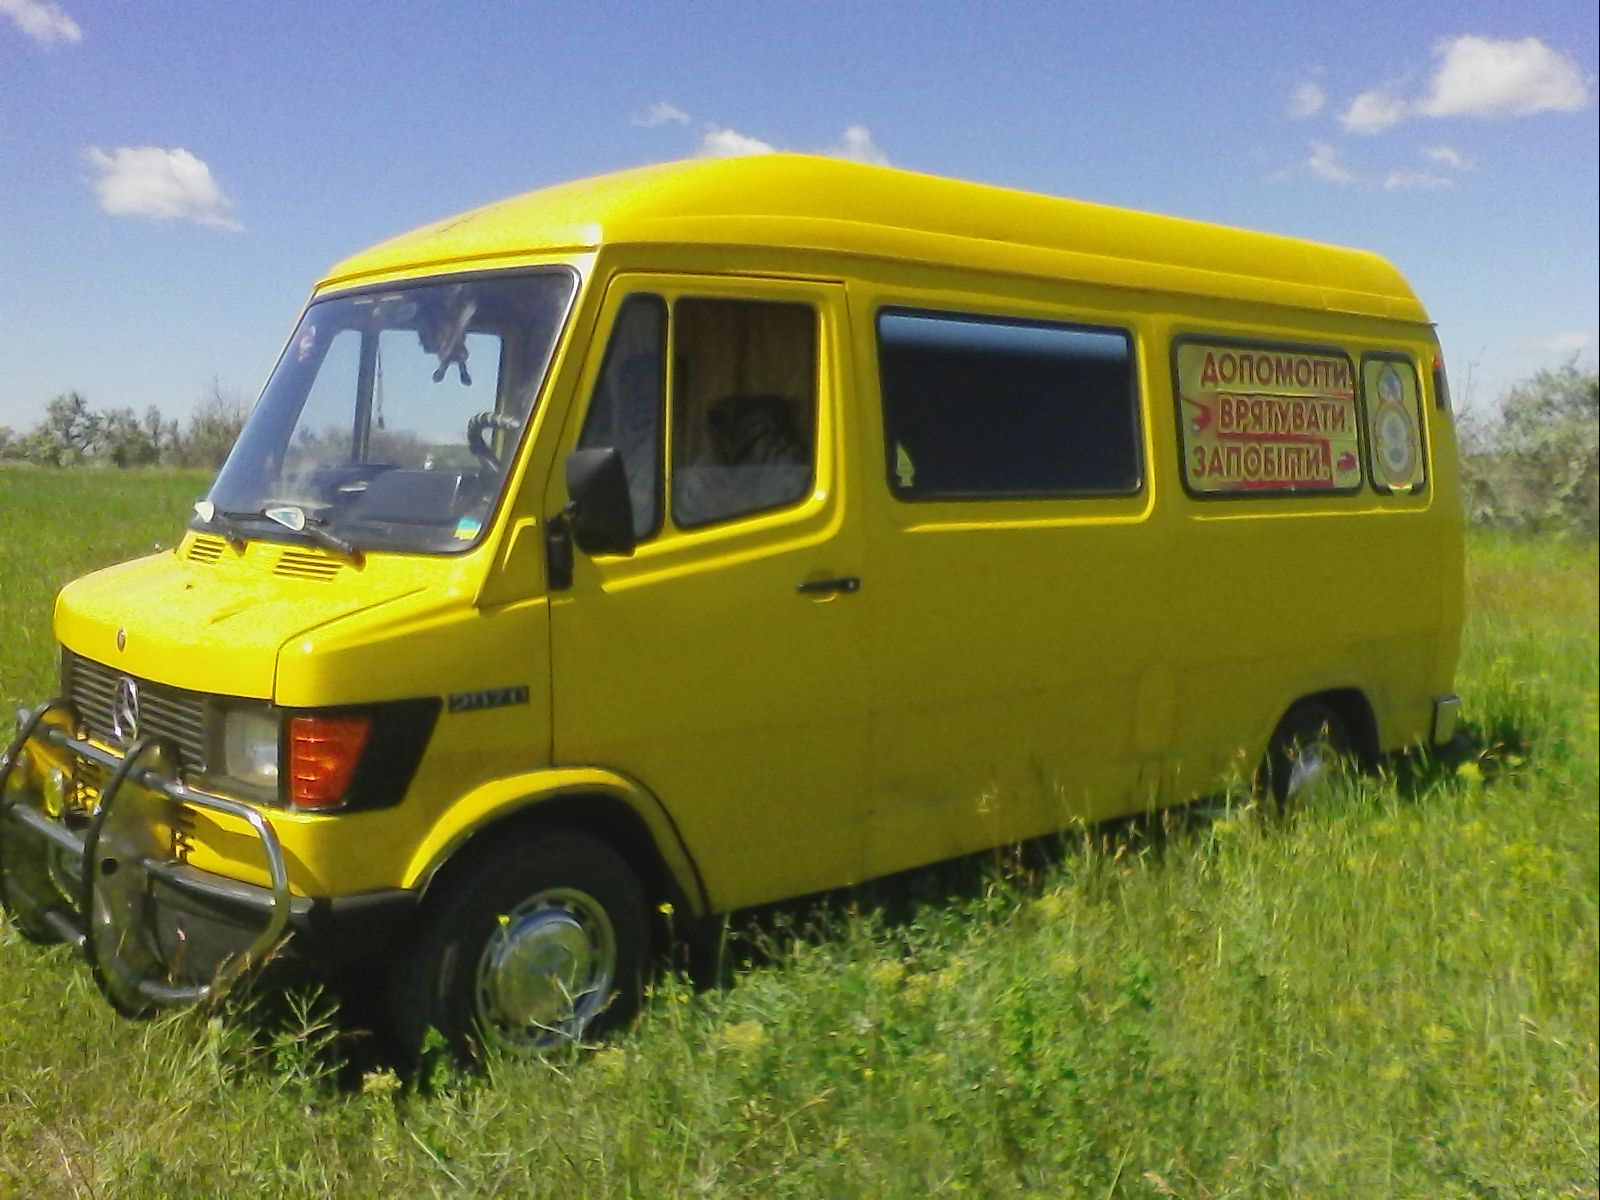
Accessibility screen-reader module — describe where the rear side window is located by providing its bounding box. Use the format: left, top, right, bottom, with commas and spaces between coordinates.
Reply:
1173, 338, 1361, 496
876, 309, 1141, 500
1362, 353, 1427, 494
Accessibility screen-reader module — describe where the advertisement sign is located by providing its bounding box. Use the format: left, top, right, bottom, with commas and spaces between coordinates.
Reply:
1175, 341, 1361, 494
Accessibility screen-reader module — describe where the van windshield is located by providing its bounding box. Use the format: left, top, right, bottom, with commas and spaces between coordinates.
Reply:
202, 268, 576, 554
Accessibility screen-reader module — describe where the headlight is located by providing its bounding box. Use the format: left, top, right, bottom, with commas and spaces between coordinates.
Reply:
223, 709, 280, 789
42, 766, 67, 817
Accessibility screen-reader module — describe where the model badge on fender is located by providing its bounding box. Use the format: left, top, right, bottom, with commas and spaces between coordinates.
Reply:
447, 686, 529, 715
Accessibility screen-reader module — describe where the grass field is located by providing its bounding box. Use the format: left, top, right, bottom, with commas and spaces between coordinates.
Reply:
1, 467, 1595, 1199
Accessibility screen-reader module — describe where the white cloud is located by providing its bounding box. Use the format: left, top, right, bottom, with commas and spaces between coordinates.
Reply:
1422, 144, 1472, 171
825, 124, 890, 165
683, 121, 890, 163
697, 127, 777, 157
634, 102, 690, 128
1512, 331, 1593, 354
83, 146, 243, 231
1288, 81, 1326, 119
1341, 89, 1408, 134
1306, 142, 1356, 185
1419, 35, 1590, 119
0, 0, 80, 45
1383, 169, 1452, 190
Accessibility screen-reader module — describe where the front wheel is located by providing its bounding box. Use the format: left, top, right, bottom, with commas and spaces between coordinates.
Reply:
390, 832, 648, 1061
1262, 701, 1353, 807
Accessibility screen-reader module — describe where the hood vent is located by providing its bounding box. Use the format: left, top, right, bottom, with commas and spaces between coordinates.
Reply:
187, 535, 225, 564
274, 549, 343, 581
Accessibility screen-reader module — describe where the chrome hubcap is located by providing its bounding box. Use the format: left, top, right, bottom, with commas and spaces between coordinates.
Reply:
1285, 739, 1333, 801
474, 888, 616, 1045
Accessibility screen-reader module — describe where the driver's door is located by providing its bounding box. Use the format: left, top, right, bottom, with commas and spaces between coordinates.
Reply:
547, 275, 867, 913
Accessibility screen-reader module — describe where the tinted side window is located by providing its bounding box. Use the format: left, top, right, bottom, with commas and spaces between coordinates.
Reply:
579, 295, 666, 540
877, 310, 1140, 499
671, 299, 817, 528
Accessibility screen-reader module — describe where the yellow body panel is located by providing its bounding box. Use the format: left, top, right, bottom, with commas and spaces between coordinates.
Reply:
35, 154, 1461, 938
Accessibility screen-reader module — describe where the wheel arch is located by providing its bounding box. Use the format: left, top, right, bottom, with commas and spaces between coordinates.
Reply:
1266, 686, 1379, 769
403, 769, 709, 921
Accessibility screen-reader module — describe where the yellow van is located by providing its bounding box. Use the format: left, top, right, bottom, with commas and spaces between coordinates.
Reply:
0, 155, 1463, 1053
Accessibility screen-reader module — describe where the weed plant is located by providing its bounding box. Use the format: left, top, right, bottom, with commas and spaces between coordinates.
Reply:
1, 471, 1595, 1198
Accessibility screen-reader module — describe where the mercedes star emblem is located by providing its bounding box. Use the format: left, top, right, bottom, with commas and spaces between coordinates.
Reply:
111, 676, 141, 744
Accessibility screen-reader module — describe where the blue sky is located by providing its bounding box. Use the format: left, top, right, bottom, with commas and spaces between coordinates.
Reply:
1, 1, 1594, 433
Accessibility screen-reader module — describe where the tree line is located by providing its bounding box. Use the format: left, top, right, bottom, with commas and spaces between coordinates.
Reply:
0, 379, 249, 470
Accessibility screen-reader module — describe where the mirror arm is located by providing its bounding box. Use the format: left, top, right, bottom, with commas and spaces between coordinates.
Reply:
544, 505, 576, 592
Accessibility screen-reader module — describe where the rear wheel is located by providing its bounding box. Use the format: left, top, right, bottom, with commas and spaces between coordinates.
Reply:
391, 832, 648, 1061
1263, 701, 1353, 807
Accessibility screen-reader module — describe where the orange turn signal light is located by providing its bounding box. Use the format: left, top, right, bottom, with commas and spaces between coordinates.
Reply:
287, 715, 370, 810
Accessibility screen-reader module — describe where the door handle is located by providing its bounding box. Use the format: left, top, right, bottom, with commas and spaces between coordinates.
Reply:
796, 576, 860, 596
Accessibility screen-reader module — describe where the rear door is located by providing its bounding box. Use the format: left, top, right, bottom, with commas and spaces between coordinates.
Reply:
547, 275, 867, 912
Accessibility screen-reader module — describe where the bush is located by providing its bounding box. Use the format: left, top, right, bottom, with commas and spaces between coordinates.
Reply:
1460, 362, 1598, 537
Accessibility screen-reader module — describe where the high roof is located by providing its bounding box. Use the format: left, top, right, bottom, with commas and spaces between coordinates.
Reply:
321, 154, 1427, 323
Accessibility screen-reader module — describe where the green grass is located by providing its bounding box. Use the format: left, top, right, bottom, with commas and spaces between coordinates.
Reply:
0, 467, 210, 715
2, 469, 1595, 1198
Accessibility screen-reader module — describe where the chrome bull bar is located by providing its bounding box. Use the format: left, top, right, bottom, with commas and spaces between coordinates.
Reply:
0, 701, 291, 1009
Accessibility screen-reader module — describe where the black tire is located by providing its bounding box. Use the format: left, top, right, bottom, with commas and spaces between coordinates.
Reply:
1262, 701, 1353, 807
390, 832, 648, 1062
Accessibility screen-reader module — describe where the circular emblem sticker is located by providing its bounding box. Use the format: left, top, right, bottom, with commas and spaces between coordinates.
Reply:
1372, 365, 1416, 488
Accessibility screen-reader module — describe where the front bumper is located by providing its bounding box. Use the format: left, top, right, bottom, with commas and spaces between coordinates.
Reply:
1, 702, 414, 1010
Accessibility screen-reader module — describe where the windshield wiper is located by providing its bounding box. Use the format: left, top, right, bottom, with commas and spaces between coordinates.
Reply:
192, 501, 249, 551
261, 504, 365, 567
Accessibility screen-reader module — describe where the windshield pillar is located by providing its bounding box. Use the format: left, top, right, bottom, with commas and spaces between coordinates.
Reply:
353, 329, 378, 462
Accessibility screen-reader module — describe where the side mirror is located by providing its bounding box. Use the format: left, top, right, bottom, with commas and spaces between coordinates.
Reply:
564, 447, 637, 558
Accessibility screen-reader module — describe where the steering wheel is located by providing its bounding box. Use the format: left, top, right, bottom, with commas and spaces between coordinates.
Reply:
467, 411, 521, 467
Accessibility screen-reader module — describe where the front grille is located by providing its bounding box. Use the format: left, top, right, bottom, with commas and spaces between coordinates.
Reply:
62, 651, 209, 773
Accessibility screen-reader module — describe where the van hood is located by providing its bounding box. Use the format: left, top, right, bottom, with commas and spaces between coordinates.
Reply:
54, 537, 437, 699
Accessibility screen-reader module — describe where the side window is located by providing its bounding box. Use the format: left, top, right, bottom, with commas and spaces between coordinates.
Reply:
671, 299, 817, 528
578, 295, 666, 540
876, 309, 1140, 499
1363, 354, 1427, 494
1172, 339, 1361, 496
